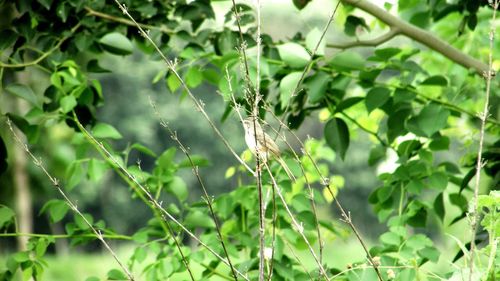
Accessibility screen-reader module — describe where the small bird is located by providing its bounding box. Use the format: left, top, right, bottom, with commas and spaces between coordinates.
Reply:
242, 117, 295, 180
242, 117, 280, 160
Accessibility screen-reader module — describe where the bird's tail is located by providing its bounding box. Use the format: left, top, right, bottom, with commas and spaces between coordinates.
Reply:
276, 157, 296, 182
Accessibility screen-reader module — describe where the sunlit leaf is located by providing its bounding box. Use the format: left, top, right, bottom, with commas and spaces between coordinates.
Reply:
279, 71, 302, 108
277, 43, 310, 68
99, 32, 133, 55
92, 123, 123, 139
324, 118, 349, 160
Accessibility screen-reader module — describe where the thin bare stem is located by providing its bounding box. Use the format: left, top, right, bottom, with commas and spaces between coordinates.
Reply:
339, 112, 390, 149
149, 97, 239, 281
262, 161, 330, 281
265, 122, 324, 264
0, 23, 81, 68
277, 2, 341, 135
264, 107, 384, 280
111, 0, 255, 176
6, 119, 135, 281
84, 6, 172, 35
468, 1, 498, 279
255, 0, 262, 101
230, 0, 267, 278
284, 239, 315, 280
72, 114, 250, 280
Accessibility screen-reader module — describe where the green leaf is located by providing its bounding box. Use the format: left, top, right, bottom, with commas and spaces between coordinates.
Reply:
0, 29, 17, 50
434, 193, 445, 222
60, 95, 77, 113
335, 96, 364, 113
406, 179, 425, 194
35, 238, 49, 257
380, 231, 401, 246
276, 43, 311, 68
107, 269, 127, 280
377, 184, 394, 202
87, 59, 111, 73
305, 72, 329, 103
66, 161, 83, 190
406, 234, 432, 250
344, 15, 370, 36
292, 0, 312, 9
132, 230, 149, 244
13, 251, 30, 262
429, 135, 450, 151
397, 140, 422, 158
56, 1, 69, 22
368, 145, 386, 166
130, 143, 157, 157
460, 167, 475, 193
178, 155, 210, 168
365, 87, 391, 113
420, 75, 448, 86
215, 29, 238, 55
202, 68, 220, 85
158, 147, 177, 170
5, 84, 41, 108
407, 104, 449, 137
74, 213, 93, 230
305, 28, 325, 56
410, 11, 431, 28
168, 176, 188, 202
8, 113, 41, 144
88, 158, 108, 183
184, 210, 215, 229
92, 123, 123, 139
387, 109, 411, 143
99, 32, 133, 56
393, 87, 416, 104
329, 51, 364, 71
449, 193, 468, 211
40, 200, 69, 223
133, 247, 147, 263
279, 72, 302, 108
185, 67, 203, 88
324, 118, 349, 160
418, 246, 440, 262
0, 206, 15, 229
167, 73, 182, 93
374, 47, 401, 60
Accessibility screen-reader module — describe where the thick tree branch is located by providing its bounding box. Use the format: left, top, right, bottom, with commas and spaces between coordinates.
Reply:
327, 28, 400, 48
341, 0, 489, 74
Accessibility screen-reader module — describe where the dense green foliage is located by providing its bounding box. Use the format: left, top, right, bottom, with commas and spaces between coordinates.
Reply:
0, 0, 499, 280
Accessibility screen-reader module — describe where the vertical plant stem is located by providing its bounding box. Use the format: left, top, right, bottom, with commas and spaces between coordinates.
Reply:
150, 98, 239, 281
73, 113, 250, 280
264, 107, 383, 281
6, 119, 135, 281
262, 162, 331, 280
276, 2, 340, 135
468, 1, 498, 279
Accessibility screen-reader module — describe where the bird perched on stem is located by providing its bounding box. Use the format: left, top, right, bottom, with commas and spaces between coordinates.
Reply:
242, 117, 295, 180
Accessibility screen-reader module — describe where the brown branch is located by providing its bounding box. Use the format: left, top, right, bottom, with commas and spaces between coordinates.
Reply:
84, 6, 172, 34
0, 23, 81, 68
327, 28, 399, 49
341, 0, 489, 74
468, 1, 498, 279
